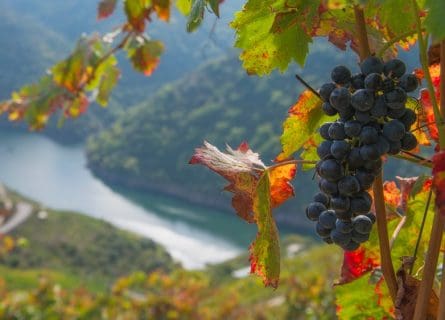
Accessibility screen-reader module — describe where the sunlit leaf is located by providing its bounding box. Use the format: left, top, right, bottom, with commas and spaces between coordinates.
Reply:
176, 0, 192, 15
424, 0, 445, 41
153, 0, 171, 21
337, 248, 379, 285
276, 90, 327, 161
249, 172, 280, 288
269, 163, 296, 208
187, 0, 205, 32
124, 0, 151, 32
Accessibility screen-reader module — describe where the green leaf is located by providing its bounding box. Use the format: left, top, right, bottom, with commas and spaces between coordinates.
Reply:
276, 90, 328, 161
208, 0, 220, 17
176, 0, 192, 15
187, 0, 205, 32
124, 0, 151, 32
335, 274, 393, 319
249, 171, 280, 288
97, 65, 120, 106
424, 0, 445, 41
231, 0, 315, 75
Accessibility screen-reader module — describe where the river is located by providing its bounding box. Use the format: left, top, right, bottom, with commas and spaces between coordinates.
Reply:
0, 130, 259, 269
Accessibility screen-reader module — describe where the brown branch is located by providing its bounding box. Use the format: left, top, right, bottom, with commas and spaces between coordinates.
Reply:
439, 252, 445, 320
353, 4, 398, 304
373, 171, 398, 303
267, 159, 317, 171
389, 216, 407, 249
441, 40, 445, 119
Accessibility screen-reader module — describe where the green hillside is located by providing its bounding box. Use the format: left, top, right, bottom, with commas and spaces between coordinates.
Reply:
0, 193, 174, 291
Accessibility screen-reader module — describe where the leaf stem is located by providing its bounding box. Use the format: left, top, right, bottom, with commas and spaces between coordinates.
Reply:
377, 29, 418, 58
409, 187, 433, 275
390, 152, 433, 168
267, 159, 316, 171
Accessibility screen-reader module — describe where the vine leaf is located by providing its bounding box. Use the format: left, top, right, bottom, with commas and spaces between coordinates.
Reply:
187, 0, 205, 32
190, 141, 296, 287
424, 0, 445, 41
124, 0, 152, 32
432, 151, 445, 216
126, 36, 164, 76
337, 248, 379, 285
249, 172, 280, 288
276, 89, 327, 162
419, 63, 441, 144
0, 35, 119, 129
98, 0, 117, 20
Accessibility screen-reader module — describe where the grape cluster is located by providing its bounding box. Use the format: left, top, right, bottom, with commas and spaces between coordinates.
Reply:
306, 56, 419, 251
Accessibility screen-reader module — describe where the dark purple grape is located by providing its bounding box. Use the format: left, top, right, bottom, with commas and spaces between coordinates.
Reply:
319, 122, 333, 140
338, 176, 361, 196
319, 83, 337, 102
351, 74, 365, 90
400, 108, 417, 130
336, 220, 353, 233
353, 215, 373, 234
383, 59, 406, 78
338, 105, 355, 121
331, 65, 352, 85
359, 144, 380, 161
328, 122, 347, 140
336, 210, 353, 221
319, 210, 337, 229
360, 56, 384, 76
382, 78, 395, 92
351, 89, 375, 111
387, 107, 407, 119
355, 170, 375, 190
331, 229, 351, 246
388, 140, 402, 155
319, 159, 344, 181
401, 132, 418, 151
343, 240, 360, 251
317, 140, 333, 159
306, 202, 327, 221
364, 73, 383, 90
371, 95, 388, 118
363, 158, 382, 173
360, 126, 379, 144
376, 136, 390, 155
344, 120, 362, 137
319, 178, 339, 195
330, 87, 351, 111
355, 110, 372, 124
313, 192, 330, 207
383, 119, 406, 142
331, 140, 351, 160
399, 74, 419, 92
385, 87, 407, 109
351, 230, 370, 243
322, 102, 338, 116
365, 212, 376, 224
316, 222, 331, 237
347, 148, 365, 170
350, 195, 372, 215
331, 196, 350, 213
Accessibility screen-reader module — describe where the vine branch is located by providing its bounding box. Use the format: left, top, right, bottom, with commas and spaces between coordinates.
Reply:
267, 159, 317, 171
353, 4, 398, 304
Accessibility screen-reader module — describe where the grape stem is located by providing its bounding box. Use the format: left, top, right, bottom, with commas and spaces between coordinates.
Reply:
294, 75, 322, 100
354, 4, 398, 304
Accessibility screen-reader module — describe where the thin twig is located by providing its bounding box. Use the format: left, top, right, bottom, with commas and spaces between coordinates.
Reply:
409, 188, 433, 275
401, 151, 433, 164
295, 74, 322, 100
267, 159, 317, 171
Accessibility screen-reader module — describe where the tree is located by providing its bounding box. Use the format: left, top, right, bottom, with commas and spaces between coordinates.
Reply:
2, 0, 445, 318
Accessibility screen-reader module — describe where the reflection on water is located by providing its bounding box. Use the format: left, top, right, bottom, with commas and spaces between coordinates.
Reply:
0, 130, 257, 269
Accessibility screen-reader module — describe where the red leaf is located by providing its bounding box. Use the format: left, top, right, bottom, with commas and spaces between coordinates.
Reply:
126, 37, 164, 76
432, 151, 445, 216
419, 64, 441, 143
98, 0, 117, 20
337, 248, 379, 285
383, 181, 401, 209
